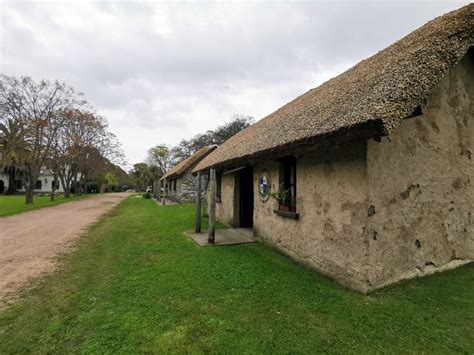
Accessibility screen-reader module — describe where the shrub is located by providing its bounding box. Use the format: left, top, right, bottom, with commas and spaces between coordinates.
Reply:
142, 192, 151, 199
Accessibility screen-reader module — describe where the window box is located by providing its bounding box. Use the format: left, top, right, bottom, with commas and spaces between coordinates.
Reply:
273, 209, 299, 219
278, 204, 291, 211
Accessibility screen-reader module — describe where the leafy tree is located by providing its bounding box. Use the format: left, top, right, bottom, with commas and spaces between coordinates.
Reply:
105, 172, 118, 191
147, 145, 176, 175
172, 114, 253, 160
213, 114, 254, 145
147, 165, 162, 197
130, 163, 151, 192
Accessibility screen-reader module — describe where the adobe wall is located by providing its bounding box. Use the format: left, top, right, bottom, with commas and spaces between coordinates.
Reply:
252, 143, 372, 292
215, 173, 235, 226
366, 52, 474, 289
212, 52, 473, 293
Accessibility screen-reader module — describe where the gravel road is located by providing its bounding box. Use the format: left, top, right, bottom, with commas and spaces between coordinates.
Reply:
0, 193, 131, 308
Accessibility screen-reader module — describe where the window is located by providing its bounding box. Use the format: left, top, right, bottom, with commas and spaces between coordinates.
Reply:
274, 156, 298, 218
15, 180, 22, 189
216, 171, 222, 203
35, 180, 42, 190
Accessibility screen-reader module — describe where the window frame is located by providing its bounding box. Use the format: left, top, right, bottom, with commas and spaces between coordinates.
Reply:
273, 156, 299, 219
15, 180, 23, 189
216, 171, 222, 203
279, 156, 297, 211
35, 180, 42, 190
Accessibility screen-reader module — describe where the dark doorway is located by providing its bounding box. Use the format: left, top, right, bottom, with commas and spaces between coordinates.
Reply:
236, 166, 254, 228
0, 180, 4, 194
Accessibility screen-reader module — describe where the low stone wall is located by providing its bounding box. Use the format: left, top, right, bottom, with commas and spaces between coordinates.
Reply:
168, 171, 208, 203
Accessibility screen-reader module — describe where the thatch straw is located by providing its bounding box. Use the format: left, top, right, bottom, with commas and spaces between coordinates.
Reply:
195, 4, 473, 172
161, 145, 217, 180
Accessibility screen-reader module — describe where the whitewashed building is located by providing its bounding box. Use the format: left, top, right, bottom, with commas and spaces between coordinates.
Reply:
0, 169, 66, 194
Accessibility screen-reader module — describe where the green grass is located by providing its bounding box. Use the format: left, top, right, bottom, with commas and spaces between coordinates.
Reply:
0, 197, 473, 353
0, 194, 98, 217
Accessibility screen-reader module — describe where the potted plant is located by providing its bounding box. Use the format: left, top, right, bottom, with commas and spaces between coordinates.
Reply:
270, 184, 292, 211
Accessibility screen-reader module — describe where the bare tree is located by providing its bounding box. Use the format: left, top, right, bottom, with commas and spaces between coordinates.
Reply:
0, 75, 84, 204
50, 109, 125, 198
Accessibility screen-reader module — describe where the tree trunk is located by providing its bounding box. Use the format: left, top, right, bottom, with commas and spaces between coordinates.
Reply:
77, 175, 84, 196
57, 172, 68, 198
25, 172, 35, 205
6, 166, 17, 195
82, 173, 88, 194
72, 176, 80, 196
64, 182, 71, 197
50, 174, 57, 201
25, 188, 34, 204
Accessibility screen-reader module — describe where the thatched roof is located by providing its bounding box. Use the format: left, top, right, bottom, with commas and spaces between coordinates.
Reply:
161, 145, 217, 181
195, 4, 473, 172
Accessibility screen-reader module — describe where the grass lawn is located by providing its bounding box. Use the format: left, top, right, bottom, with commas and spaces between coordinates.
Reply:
0, 194, 98, 217
0, 197, 473, 353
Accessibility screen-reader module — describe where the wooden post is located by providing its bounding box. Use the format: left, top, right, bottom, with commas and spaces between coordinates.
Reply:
162, 180, 166, 205
208, 169, 216, 243
195, 172, 202, 233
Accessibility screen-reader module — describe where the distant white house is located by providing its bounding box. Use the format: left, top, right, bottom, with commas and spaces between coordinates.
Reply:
0, 169, 68, 194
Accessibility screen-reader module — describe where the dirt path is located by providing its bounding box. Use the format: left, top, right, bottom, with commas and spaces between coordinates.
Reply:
0, 193, 132, 308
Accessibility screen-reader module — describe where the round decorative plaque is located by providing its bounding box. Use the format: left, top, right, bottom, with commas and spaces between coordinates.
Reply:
258, 170, 271, 202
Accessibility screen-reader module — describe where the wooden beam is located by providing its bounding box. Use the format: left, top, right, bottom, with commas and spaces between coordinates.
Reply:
162, 179, 166, 205
208, 168, 216, 243
223, 166, 246, 175
195, 172, 202, 233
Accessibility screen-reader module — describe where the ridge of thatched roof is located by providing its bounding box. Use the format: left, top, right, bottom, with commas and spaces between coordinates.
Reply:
195, 4, 473, 172
161, 145, 217, 180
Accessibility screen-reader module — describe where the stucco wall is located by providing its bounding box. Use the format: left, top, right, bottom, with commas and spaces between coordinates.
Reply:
365, 52, 474, 289
213, 52, 473, 292
0, 173, 65, 194
252, 143, 372, 291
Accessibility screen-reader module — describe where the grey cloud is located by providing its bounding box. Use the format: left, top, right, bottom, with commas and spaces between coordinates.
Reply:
1, 0, 469, 164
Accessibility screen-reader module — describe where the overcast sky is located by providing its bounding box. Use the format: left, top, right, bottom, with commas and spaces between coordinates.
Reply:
0, 0, 469, 167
